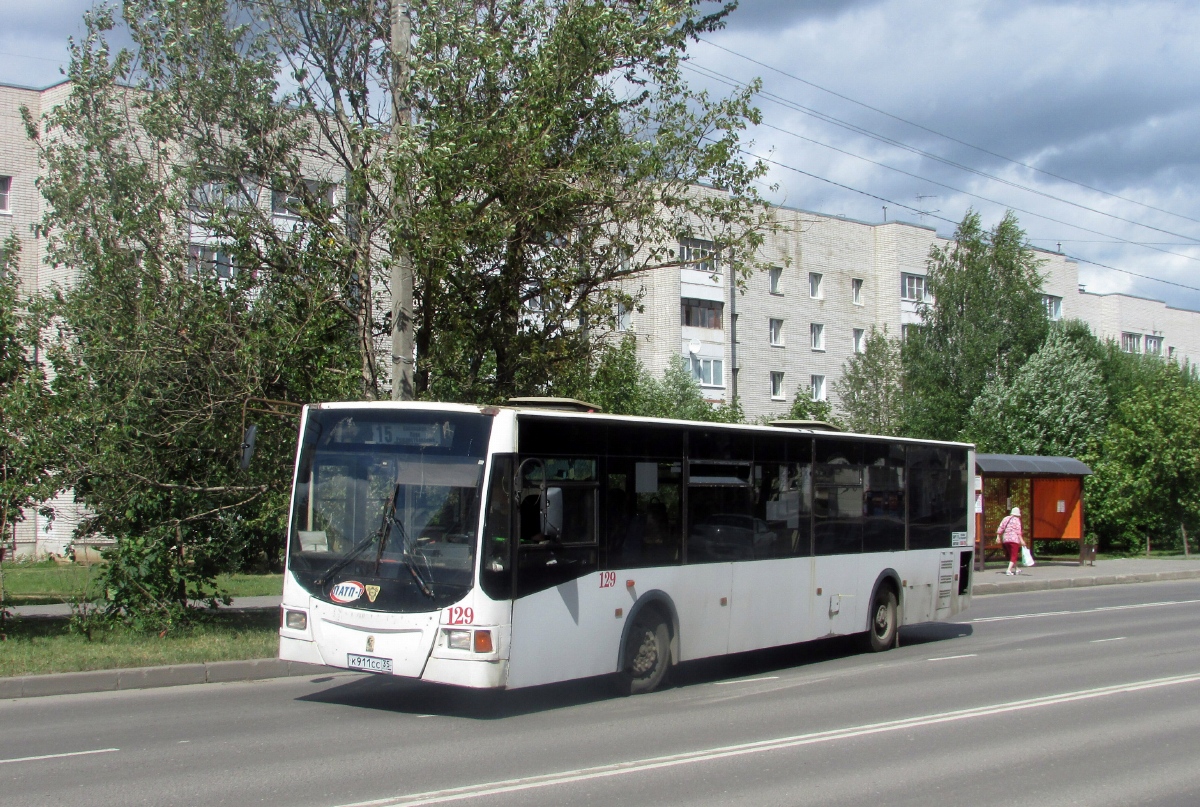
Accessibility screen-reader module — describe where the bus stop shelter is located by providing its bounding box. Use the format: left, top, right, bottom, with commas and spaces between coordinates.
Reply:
974, 454, 1093, 570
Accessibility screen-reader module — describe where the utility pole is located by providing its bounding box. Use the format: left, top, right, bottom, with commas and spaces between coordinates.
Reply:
390, 0, 415, 400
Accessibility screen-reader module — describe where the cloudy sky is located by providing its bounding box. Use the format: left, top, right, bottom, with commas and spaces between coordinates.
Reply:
5, 0, 1200, 310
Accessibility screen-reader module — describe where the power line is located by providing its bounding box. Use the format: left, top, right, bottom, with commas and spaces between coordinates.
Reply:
684, 61, 1200, 249
740, 147, 1200, 295
697, 37, 1200, 229
686, 62, 1200, 266
1065, 253, 1200, 295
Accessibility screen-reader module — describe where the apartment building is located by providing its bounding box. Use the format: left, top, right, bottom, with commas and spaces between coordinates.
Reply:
619, 204, 1200, 423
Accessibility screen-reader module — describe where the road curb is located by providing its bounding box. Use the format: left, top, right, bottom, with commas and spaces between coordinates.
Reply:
0, 659, 338, 700
971, 568, 1200, 596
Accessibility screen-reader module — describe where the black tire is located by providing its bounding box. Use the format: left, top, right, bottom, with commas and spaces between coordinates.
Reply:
618, 612, 671, 695
865, 587, 898, 652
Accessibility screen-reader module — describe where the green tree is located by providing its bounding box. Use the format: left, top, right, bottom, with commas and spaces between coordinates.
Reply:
0, 238, 55, 549
786, 386, 836, 426
902, 210, 1048, 440
24, 15, 361, 627
400, 0, 775, 401
834, 325, 902, 435
1086, 356, 1200, 553
966, 322, 1108, 458
76, 0, 774, 404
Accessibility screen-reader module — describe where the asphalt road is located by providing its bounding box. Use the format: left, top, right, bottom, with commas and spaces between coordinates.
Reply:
4, 581, 1200, 807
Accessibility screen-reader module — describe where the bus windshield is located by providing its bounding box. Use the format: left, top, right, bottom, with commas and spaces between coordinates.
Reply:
287, 409, 491, 612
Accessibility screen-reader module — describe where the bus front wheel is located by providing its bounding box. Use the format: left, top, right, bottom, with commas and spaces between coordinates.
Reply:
619, 612, 670, 695
865, 587, 898, 652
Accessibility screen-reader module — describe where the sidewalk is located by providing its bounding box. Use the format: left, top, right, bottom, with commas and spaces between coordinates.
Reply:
970, 556, 1200, 595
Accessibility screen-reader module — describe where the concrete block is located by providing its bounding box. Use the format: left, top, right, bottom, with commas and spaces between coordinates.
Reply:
1070, 577, 1096, 587
1092, 576, 1118, 586
1044, 579, 1071, 589
117, 664, 207, 690
205, 658, 290, 683
0, 677, 26, 699
1156, 570, 1200, 581
21, 669, 119, 698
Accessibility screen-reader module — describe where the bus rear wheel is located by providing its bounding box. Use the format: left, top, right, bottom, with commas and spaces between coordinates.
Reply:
619, 612, 670, 695
865, 587, 898, 652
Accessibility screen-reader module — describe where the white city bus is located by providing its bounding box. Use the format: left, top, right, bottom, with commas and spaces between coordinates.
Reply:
279, 401, 974, 693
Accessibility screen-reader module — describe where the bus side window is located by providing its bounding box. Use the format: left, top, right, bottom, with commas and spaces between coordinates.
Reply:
480, 455, 514, 601
514, 457, 599, 597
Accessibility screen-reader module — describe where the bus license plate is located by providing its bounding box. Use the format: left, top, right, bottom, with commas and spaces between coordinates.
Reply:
347, 653, 393, 674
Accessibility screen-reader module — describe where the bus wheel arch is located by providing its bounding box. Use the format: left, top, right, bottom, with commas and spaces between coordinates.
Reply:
864, 571, 902, 652
616, 591, 678, 695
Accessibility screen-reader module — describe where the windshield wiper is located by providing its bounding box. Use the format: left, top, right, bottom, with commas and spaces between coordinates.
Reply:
315, 483, 434, 599
373, 484, 435, 599
314, 530, 380, 588
315, 483, 401, 587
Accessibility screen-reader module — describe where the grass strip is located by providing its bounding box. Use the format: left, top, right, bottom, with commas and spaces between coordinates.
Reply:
0, 611, 280, 678
1, 562, 282, 605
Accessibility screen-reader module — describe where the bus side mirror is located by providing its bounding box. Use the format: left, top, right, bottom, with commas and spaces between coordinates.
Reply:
240, 424, 258, 470
542, 487, 563, 540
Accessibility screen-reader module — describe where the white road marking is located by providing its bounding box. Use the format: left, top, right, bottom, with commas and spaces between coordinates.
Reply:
927, 654, 977, 661
713, 676, 780, 685
329, 671, 1200, 807
1091, 637, 1126, 643
971, 598, 1200, 623
0, 748, 119, 765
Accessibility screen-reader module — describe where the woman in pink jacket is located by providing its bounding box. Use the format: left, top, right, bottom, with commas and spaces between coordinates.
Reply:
997, 507, 1026, 575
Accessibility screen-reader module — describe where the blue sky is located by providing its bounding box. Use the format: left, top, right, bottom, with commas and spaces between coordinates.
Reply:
4, 0, 1200, 310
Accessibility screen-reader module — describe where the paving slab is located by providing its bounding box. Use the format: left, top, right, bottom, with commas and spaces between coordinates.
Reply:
971, 557, 1200, 595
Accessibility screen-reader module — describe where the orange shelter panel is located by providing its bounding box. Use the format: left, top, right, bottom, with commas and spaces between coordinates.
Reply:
1032, 478, 1082, 540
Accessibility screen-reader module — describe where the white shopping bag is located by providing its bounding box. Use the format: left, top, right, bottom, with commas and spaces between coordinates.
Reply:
1020, 546, 1035, 567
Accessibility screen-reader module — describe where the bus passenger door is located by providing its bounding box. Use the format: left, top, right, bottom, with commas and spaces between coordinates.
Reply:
507, 457, 608, 689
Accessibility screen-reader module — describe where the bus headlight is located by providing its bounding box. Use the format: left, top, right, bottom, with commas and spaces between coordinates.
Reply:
284, 609, 308, 631
445, 629, 471, 650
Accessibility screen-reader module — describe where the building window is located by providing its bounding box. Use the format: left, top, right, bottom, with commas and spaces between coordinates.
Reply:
680, 237, 718, 275
810, 323, 825, 351
272, 179, 335, 218
188, 244, 238, 280
853, 328, 865, 354
901, 324, 914, 341
901, 272, 926, 302
1043, 294, 1062, 321
770, 371, 785, 400
1121, 332, 1142, 354
1169, 346, 1177, 359
769, 266, 783, 295
0, 176, 10, 213
809, 272, 823, 299
616, 302, 632, 331
689, 355, 724, 387
681, 298, 723, 329
769, 318, 784, 346
1145, 335, 1163, 356
852, 277, 863, 305
811, 375, 826, 402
